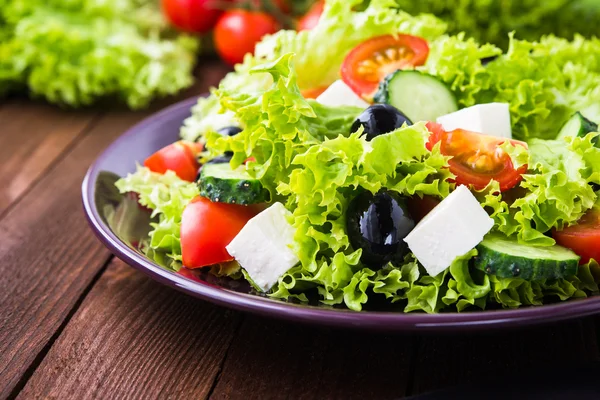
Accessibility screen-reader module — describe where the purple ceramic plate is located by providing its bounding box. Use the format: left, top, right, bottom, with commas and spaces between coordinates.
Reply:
82, 96, 600, 332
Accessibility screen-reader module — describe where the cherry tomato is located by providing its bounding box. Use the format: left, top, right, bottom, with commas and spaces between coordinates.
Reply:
297, 0, 324, 31
161, 0, 232, 33
407, 195, 441, 223
181, 197, 260, 268
144, 141, 203, 182
301, 86, 327, 99
341, 34, 429, 99
554, 209, 600, 264
214, 9, 280, 66
426, 122, 528, 192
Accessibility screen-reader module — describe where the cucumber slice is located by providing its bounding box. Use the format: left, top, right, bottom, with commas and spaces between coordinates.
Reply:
373, 70, 458, 123
199, 163, 269, 205
557, 112, 598, 142
474, 233, 580, 281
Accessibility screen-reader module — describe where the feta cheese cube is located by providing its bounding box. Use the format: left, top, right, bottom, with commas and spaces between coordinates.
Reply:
316, 80, 370, 109
403, 186, 494, 277
226, 203, 299, 292
436, 103, 512, 138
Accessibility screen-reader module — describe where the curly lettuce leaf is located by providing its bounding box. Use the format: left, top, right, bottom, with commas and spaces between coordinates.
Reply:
115, 166, 199, 270
478, 136, 599, 246
210, 53, 456, 310
1, 0, 198, 108
180, 0, 447, 143
392, 0, 600, 50
254, 0, 446, 90
423, 33, 600, 141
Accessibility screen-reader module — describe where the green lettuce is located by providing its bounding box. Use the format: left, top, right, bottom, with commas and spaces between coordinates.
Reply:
209, 53, 457, 310
391, 0, 600, 50
180, 0, 447, 142
254, 0, 446, 90
423, 34, 600, 141
480, 136, 600, 246
1, 0, 198, 108
115, 166, 199, 270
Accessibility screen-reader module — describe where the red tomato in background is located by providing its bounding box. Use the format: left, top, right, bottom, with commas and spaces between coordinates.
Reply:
214, 9, 280, 66
426, 122, 528, 192
340, 34, 429, 99
144, 141, 203, 182
554, 209, 600, 264
297, 0, 324, 31
162, 0, 232, 33
181, 197, 260, 268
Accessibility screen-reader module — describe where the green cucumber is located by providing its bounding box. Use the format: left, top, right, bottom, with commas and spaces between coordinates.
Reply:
474, 233, 580, 281
373, 70, 458, 123
199, 163, 269, 205
557, 112, 598, 143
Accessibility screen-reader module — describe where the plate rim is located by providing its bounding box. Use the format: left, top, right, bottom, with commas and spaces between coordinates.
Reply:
82, 95, 600, 332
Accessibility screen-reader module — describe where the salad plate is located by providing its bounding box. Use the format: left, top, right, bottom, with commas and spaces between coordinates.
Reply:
82, 95, 600, 332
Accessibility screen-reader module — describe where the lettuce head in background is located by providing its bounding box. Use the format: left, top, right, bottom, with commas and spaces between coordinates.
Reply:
0, 0, 198, 108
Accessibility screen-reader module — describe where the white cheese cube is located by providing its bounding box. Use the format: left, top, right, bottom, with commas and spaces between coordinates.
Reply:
226, 203, 299, 292
436, 103, 512, 138
316, 80, 370, 109
403, 186, 494, 277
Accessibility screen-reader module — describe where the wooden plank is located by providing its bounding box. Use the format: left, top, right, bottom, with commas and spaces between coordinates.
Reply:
0, 101, 99, 215
409, 318, 600, 395
0, 60, 230, 399
17, 259, 242, 400
209, 318, 415, 399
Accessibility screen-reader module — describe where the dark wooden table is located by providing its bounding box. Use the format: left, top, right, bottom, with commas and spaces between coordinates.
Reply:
2, 60, 600, 400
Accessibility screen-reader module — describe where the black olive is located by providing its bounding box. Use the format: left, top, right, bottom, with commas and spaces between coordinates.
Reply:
350, 104, 412, 141
218, 126, 242, 137
346, 190, 415, 269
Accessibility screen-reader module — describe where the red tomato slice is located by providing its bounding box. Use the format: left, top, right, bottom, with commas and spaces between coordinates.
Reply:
554, 209, 600, 264
144, 141, 203, 182
425, 122, 528, 192
181, 197, 260, 269
341, 34, 429, 99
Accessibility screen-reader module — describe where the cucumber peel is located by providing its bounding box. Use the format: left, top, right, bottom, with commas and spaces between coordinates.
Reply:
474, 233, 580, 281
199, 163, 269, 205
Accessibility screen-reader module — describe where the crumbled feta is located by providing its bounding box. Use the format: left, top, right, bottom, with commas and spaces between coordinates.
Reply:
403, 186, 494, 277
316, 80, 369, 108
226, 203, 299, 292
436, 103, 512, 138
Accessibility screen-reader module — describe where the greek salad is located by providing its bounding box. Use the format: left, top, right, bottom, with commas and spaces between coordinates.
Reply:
116, 0, 600, 313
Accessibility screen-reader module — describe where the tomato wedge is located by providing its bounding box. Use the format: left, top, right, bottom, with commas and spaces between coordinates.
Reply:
144, 141, 203, 182
554, 209, 600, 264
426, 122, 528, 192
181, 197, 260, 269
341, 34, 429, 99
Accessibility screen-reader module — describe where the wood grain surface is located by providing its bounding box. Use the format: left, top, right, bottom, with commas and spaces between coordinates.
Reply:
18, 259, 242, 400
209, 319, 415, 400
3, 59, 600, 400
0, 102, 99, 214
0, 61, 230, 399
